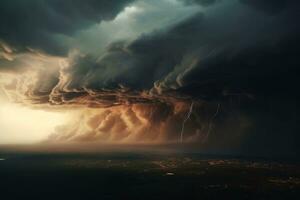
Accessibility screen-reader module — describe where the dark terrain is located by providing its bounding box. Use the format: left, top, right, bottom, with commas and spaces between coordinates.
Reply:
0, 145, 299, 200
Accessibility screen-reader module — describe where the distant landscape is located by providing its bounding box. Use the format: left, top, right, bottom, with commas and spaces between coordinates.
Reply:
0, 144, 299, 199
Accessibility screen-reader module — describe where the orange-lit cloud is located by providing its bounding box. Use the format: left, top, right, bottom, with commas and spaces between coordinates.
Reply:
47, 101, 240, 144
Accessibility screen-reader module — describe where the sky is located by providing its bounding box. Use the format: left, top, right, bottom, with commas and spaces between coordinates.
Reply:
0, 0, 299, 157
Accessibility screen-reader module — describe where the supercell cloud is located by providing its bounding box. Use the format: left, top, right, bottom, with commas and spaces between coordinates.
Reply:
0, 0, 299, 157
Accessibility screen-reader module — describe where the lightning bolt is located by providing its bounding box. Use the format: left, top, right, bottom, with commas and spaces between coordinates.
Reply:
205, 103, 221, 141
180, 101, 194, 143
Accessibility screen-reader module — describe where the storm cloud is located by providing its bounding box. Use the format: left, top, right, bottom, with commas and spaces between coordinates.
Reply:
0, 0, 134, 55
29, 0, 299, 105
239, 0, 291, 15
0, 0, 299, 157
180, 0, 220, 6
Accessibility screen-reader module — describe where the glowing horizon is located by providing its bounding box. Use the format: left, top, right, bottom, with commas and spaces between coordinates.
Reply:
0, 101, 68, 144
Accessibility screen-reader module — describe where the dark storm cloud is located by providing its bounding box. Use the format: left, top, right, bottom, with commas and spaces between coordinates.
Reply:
180, 0, 220, 6
45, 0, 299, 156
0, 0, 134, 55
132, 0, 299, 100
2, 1, 299, 156
239, 0, 290, 15
22, 0, 299, 106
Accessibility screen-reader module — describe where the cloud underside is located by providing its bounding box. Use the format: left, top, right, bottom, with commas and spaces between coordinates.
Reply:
6, 0, 298, 107
0, 0, 299, 155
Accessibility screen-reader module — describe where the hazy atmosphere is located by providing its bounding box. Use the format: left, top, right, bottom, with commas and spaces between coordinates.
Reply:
1, 0, 299, 158
0, 1, 299, 199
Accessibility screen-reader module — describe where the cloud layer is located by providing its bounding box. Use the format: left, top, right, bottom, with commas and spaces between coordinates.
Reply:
12, 0, 298, 105
0, 0, 299, 156
0, 0, 134, 55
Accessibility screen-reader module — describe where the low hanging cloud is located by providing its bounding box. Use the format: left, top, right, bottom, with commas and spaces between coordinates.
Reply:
3, 0, 299, 108
23, 0, 297, 107
48, 101, 249, 148
0, 0, 299, 156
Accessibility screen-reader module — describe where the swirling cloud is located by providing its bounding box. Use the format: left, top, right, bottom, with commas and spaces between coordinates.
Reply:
0, 0, 299, 156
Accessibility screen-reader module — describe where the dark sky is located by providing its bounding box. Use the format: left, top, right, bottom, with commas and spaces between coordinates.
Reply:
0, 0, 299, 157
